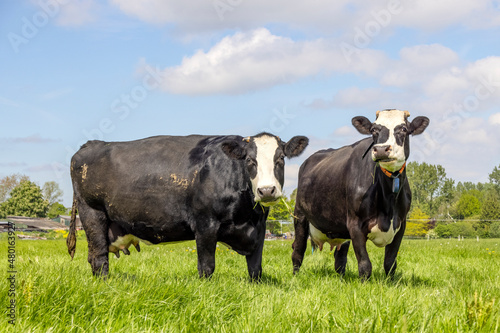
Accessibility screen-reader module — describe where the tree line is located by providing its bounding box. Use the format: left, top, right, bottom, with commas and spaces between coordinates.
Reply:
3, 161, 500, 238
406, 162, 500, 238
0, 174, 67, 219
267, 162, 500, 238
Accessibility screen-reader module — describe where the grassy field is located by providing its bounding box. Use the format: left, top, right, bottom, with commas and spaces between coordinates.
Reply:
2, 235, 499, 332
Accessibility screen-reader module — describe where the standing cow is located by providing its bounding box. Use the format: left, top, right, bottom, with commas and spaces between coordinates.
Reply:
292, 110, 429, 279
67, 133, 308, 280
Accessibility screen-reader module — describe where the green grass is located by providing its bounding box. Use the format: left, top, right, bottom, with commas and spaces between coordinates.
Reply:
2, 236, 500, 332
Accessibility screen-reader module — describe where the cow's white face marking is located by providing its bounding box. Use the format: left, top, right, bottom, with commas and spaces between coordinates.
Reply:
367, 219, 400, 247
252, 135, 282, 205
309, 224, 349, 251
372, 110, 407, 172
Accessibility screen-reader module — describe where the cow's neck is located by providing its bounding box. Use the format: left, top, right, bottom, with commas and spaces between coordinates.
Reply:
374, 162, 407, 202
379, 162, 406, 195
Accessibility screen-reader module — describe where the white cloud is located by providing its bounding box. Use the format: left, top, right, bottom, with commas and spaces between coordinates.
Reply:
333, 125, 357, 137
110, 0, 355, 34
56, 0, 99, 27
393, 0, 499, 30
143, 27, 500, 109
110, 0, 500, 34
284, 163, 300, 193
380, 44, 460, 88
149, 28, 384, 95
489, 113, 500, 125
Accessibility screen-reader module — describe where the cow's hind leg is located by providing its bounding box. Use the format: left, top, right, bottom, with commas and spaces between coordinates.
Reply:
78, 200, 110, 278
334, 241, 350, 276
291, 213, 309, 274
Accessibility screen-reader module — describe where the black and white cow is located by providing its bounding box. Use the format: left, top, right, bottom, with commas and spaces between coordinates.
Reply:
291, 110, 429, 279
67, 133, 308, 280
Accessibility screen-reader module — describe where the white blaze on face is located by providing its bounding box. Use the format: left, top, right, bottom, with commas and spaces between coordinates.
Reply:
252, 135, 283, 203
372, 110, 407, 172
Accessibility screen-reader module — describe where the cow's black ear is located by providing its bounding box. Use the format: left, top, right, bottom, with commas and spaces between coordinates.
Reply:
409, 116, 430, 135
221, 140, 247, 160
284, 136, 309, 158
352, 116, 372, 135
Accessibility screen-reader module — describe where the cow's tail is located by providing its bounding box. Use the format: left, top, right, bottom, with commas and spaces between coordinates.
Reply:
67, 195, 77, 260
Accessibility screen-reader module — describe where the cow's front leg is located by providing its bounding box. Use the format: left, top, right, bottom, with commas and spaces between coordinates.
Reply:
349, 227, 372, 280
245, 231, 265, 281
291, 213, 309, 274
195, 228, 217, 278
384, 221, 406, 277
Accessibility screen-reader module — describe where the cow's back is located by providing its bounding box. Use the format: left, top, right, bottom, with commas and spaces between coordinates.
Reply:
70, 135, 247, 230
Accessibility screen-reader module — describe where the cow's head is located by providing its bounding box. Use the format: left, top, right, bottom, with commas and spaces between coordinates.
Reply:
352, 109, 429, 172
222, 133, 309, 206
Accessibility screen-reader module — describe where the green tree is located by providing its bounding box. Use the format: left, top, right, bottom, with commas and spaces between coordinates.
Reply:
1, 180, 48, 217
476, 190, 500, 236
407, 162, 447, 216
42, 181, 63, 206
406, 207, 431, 237
455, 192, 481, 219
489, 165, 500, 194
47, 202, 67, 219
0, 174, 30, 202
480, 191, 500, 221
490, 222, 500, 238
408, 206, 430, 220
439, 177, 456, 211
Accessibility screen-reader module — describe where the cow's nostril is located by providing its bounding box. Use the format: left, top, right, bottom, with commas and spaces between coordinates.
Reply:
385, 146, 392, 152
257, 186, 277, 200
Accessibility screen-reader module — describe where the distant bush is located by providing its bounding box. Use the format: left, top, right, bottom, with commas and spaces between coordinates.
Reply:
490, 222, 500, 238
406, 220, 429, 237
435, 222, 476, 238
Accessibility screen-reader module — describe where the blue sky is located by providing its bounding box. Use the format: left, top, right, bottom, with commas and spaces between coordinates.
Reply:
1, 0, 500, 206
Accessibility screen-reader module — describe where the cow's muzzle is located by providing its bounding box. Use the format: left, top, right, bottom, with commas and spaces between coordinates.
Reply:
373, 145, 393, 161
257, 186, 279, 204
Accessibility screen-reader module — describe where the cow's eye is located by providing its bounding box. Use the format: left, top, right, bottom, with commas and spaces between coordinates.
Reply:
401, 126, 408, 133
370, 128, 378, 134
275, 155, 285, 166
246, 157, 256, 165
